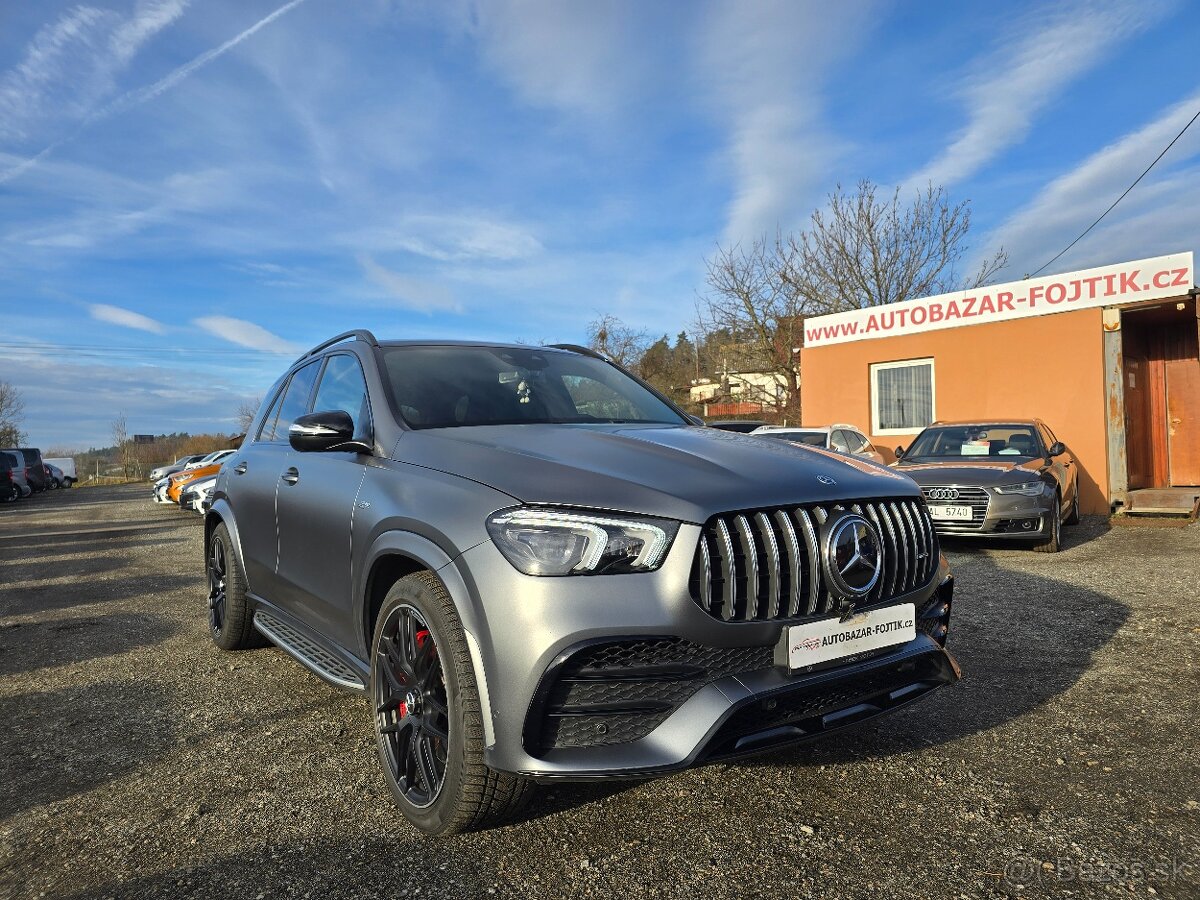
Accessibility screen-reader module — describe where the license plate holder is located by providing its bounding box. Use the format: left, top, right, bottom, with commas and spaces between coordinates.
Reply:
784, 603, 916, 671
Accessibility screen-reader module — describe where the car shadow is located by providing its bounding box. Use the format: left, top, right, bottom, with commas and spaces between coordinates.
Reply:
0, 678, 177, 820
734, 540, 1128, 768
0, 611, 180, 677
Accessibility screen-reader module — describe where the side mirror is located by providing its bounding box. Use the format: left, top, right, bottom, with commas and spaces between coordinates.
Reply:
686, 414, 705, 427
1048, 441, 1066, 457
894, 446, 905, 459
289, 410, 371, 454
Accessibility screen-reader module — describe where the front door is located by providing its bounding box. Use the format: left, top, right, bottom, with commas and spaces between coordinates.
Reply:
274, 352, 375, 651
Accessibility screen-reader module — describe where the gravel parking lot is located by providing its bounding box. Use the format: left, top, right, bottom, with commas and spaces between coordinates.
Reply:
1, 484, 1197, 899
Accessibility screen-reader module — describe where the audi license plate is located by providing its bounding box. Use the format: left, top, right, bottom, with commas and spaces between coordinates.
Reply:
928, 504, 972, 521
785, 603, 915, 670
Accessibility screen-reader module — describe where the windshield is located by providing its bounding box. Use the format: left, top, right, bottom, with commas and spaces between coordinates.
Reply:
905, 425, 1041, 460
381, 346, 687, 429
755, 431, 826, 447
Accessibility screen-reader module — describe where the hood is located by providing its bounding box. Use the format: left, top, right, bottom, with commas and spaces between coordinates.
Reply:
395, 424, 918, 523
895, 457, 1047, 487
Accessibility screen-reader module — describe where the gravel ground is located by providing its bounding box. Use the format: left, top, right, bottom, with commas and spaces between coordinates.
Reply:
1, 484, 1197, 899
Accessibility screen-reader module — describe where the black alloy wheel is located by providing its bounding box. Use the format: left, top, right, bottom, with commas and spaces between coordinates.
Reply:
207, 535, 228, 636
374, 604, 450, 809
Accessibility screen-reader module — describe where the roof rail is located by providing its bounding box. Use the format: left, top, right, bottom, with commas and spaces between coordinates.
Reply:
546, 343, 607, 361
299, 329, 379, 361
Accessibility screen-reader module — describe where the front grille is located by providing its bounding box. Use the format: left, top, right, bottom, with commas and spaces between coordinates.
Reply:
688, 498, 938, 623
529, 638, 774, 752
920, 485, 990, 531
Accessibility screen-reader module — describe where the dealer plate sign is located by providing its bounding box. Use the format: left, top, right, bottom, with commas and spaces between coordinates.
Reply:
786, 604, 915, 670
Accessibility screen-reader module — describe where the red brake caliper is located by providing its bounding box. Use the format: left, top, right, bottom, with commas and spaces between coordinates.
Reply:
398, 629, 433, 717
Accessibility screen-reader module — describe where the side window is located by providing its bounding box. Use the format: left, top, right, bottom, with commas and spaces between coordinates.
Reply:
311, 354, 372, 442
256, 389, 285, 442
262, 361, 321, 443
845, 430, 868, 453
830, 430, 851, 453
1038, 424, 1056, 451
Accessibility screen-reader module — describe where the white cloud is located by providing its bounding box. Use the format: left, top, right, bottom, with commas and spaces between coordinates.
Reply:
193, 316, 299, 354
908, 0, 1171, 189
353, 213, 543, 262
0, 0, 307, 184
357, 255, 463, 313
431, 0, 653, 118
697, 0, 879, 242
983, 89, 1200, 274
89, 303, 166, 334
0, 1, 189, 143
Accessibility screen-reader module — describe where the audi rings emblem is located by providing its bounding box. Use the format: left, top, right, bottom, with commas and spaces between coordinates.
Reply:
822, 514, 883, 600
926, 487, 960, 501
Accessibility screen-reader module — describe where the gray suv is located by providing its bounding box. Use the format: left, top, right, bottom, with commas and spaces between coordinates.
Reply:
207, 331, 959, 834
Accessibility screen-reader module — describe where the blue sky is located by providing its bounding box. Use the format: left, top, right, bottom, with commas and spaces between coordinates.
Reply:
2, 0, 1199, 449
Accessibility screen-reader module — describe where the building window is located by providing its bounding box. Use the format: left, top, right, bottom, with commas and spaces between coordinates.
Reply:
870, 358, 935, 435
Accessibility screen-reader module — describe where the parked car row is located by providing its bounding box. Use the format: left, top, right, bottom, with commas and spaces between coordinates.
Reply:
0, 447, 75, 504
150, 449, 235, 513
725, 416, 1080, 553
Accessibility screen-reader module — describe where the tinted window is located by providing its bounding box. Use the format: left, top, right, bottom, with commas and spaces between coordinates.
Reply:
755, 431, 826, 446
312, 354, 372, 441
906, 425, 1041, 459
256, 390, 285, 442
830, 430, 851, 452
842, 430, 867, 452
381, 346, 685, 429
261, 361, 320, 442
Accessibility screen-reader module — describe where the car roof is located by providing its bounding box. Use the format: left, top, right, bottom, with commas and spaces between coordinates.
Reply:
931, 418, 1041, 426
376, 339, 576, 352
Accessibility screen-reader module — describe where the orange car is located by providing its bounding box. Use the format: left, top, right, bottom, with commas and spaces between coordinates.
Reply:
167, 463, 223, 503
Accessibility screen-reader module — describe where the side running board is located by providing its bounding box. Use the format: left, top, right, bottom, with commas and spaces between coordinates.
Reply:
253, 610, 366, 692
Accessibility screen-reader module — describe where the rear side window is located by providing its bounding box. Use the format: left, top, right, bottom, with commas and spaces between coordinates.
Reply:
311, 354, 372, 442
260, 361, 320, 442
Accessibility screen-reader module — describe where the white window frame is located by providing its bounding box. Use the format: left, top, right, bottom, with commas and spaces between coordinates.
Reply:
870, 357, 936, 436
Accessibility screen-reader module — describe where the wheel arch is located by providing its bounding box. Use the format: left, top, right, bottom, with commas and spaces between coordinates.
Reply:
359, 532, 496, 747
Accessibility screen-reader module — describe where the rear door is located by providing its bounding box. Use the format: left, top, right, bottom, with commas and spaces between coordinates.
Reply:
274, 352, 373, 649
229, 361, 321, 598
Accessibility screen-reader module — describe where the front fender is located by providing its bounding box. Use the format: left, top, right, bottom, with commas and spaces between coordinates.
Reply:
357, 530, 498, 748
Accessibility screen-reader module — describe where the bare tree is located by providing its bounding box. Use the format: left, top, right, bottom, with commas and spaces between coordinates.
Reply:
111, 415, 135, 478
236, 397, 262, 435
586, 315, 649, 369
0, 381, 26, 446
698, 180, 1007, 418
784, 180, 1008, 313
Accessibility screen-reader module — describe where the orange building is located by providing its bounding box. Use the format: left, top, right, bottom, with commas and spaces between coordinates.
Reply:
799, 252, 1199, 515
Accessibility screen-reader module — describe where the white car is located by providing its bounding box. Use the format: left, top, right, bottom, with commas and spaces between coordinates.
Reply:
152, 477, 173, 504
750, 423, 886, 463
180, 475, 216, 513
184, 449, 235, 470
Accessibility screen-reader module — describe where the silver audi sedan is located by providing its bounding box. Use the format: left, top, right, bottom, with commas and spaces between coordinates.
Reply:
892, 419, 1079, 553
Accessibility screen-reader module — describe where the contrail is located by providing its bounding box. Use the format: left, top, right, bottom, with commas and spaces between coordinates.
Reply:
0, 0, 308, 184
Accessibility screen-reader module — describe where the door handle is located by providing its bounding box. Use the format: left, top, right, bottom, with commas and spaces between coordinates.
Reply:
282, 467, 299, 485
233, 462, 247, 475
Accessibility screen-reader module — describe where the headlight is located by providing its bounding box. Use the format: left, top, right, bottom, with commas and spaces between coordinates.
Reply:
486, 507, 678, 576
993, 480, 1045, 496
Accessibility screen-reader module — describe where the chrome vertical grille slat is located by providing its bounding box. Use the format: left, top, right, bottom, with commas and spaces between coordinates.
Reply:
774, 510, 803, 618
713, 518, 736, 621
689, 497, 937, 624
794, 509, 821, 616
732, 515, 758, 620
755, 512, 781, 620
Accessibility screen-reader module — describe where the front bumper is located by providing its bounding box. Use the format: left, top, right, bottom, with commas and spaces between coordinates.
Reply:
928, 489, 1054, 539
453, 530, 958, 779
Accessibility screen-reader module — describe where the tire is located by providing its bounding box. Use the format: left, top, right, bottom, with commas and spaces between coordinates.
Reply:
1064, 490, 1080, 526
1031, 495, 1062, 553
206, 523, 267, 650
371, 571, 531, 835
